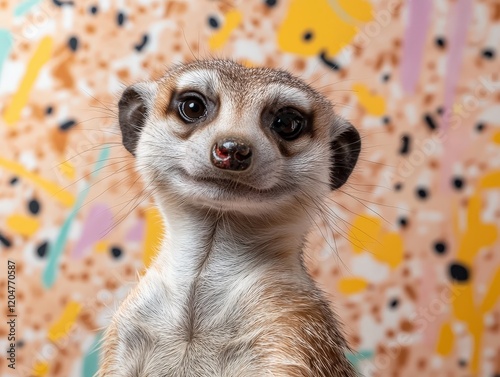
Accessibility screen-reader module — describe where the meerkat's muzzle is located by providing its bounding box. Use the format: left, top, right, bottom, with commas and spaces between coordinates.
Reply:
211, 138, 253, 171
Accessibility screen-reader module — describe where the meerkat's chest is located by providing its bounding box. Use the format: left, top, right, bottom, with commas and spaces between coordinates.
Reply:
114, 270, 273, 376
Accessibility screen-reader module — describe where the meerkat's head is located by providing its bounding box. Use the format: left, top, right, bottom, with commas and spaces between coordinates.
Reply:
118, 60, 360, 215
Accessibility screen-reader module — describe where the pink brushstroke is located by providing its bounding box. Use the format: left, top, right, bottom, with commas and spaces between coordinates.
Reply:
71, 203, 114, 259
126, 219, 145, 242
440, 0, 474, 192
400, 0, 433, 94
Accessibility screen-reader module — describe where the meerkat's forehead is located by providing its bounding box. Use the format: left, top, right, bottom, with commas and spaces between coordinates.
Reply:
159, 60, 328, 112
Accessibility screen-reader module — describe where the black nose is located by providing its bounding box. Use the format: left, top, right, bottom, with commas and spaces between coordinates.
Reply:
211, 138, 252, 171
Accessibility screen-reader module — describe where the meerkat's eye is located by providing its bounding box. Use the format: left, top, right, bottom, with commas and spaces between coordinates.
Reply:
271, 108, 306, 141
178, 96, 207, 122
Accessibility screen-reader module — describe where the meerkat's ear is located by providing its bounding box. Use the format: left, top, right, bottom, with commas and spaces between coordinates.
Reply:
329, 119, 361, 190
118, 82, 156, 156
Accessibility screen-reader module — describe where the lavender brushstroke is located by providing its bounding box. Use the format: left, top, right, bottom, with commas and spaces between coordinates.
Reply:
442, 0, 473, 133
71, 203, 113, 259
126, 219, 145, 242
400, 0, 433, 94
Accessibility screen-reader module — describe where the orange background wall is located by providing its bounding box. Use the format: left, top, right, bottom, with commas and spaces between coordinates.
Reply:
0, 0, 499, 376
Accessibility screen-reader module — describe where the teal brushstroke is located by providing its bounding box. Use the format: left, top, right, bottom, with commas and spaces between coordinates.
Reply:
43, 146, 111, 288
83, 331, 103, 377
14, 0, 44, 17
0, 30, 13, 84
346, 350, 375, 371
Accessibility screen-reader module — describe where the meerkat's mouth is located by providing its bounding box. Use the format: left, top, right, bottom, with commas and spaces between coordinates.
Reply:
175, 168, 289, 201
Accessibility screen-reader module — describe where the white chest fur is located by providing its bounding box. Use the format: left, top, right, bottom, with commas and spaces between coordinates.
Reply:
104, 207, 311, 377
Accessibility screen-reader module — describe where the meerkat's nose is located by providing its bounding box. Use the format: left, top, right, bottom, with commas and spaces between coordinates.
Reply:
211, 138, 253, 171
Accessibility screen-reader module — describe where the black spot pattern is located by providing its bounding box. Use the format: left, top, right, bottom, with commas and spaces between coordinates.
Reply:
36, 241, 49, 258
45, 106, 53, 115
28, 199, 40, 215
265, 0, 277, 6
320, 52, 340, 70
89, 5, 98, 14
117, 12, 126, 26
433, 241, 447, 255
382, 73, 391, 82
435, 37, 446, 48
383, 116, 391, 125
452, 177, 464, 190
111, 246, 122, 258
68, 36, 78, 51
0, 232, 12, 248
424, 114, 437, 130
208, 16, 219, 29
476, 122, 485, 132
416, 187, 429, 200
394, 182, 403, 191
399, 217, 408, 228
134, 34, 149, 52
53, 0, 74, 6
60, 119, 77, 131
449, 262, 470, 282
10, 177, 18, 185
389, 298, 399, 309
303, 30, 314, 41
482, 48, 495, 59
400, 134, 410, 155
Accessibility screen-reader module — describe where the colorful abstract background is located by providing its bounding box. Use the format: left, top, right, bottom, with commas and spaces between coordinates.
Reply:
1, 0, 500, 376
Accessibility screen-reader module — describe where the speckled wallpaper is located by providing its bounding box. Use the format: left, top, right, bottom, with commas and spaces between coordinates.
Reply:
0, 0, 499, 376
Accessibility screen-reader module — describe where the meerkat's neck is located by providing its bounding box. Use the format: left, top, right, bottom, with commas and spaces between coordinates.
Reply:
150, 200, 313, 297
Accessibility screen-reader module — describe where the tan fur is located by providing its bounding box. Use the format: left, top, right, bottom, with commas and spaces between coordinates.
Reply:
99, 60, 359, 376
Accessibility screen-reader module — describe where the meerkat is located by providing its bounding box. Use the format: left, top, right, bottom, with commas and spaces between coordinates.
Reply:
98, 60, 361, 377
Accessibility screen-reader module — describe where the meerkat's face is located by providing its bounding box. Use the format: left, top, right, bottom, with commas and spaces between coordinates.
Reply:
118, 60, 360, 214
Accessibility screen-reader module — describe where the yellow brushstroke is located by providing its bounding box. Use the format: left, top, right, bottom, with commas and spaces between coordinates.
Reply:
480, 268, 500, 313
48, 301, 81, 342
436, 322, 454, 356
492, 131, 500, 145
0, 156, 75, 207
338, 277, 368, 294
94, 240, 108, 254
348, 215, 404, 268
348, 215, 381, 253
451, 283, 475, 322
6, 214, 40, 237
3, 36, 53, 126
457, 194, 497, 262
336, 0, 373, 22
209, 10, 242, 50
238, 59, 256, 68
443, 186, 499, 374
468, 319, 483, 372
277, 0, 372, 57
353, 83, 386, 116
379, 233, 404, 268
32, 361, 49, 377
143, 207, 165, 269
59, 160, 76, 180
479, 171, 500, 189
